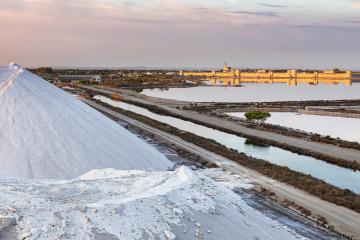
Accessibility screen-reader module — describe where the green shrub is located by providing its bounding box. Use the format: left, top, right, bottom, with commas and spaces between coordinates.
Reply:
245, 111, 271, 123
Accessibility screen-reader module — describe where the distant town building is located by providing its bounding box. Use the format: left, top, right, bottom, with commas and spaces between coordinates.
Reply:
58, 75, 101, 83
179, 62, 352, 80
166, 72, 176, 75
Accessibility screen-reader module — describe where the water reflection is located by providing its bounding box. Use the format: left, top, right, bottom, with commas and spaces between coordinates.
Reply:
141, 82, 360, 102
206, 78, 355, 87
95, 95, 360, 193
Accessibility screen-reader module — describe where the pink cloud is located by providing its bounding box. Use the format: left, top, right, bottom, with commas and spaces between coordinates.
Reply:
351, 2, 360, 8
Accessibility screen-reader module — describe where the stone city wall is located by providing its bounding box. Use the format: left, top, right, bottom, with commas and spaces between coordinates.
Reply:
180, 69, 352, 79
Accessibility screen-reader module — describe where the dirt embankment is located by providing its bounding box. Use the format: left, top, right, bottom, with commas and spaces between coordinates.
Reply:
115, 96, 360, 171
185, 102, 360, 151
91, 97, 360, 215
185, 99, 360, 111
300, 109, 360, 119
85, 87, 360, 171
213, 112, 360, 155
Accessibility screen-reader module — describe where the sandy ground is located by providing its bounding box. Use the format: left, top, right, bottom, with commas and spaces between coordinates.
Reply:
84, 86, 360, 164
83, 99, 360, 239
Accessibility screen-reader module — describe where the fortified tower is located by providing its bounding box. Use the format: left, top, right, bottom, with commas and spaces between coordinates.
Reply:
223, 62, 231, 73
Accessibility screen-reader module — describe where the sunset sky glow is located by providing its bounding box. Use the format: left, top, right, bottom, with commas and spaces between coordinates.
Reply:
0, 0, 359, 69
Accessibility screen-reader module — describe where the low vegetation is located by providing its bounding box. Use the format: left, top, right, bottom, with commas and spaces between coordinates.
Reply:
109, 93, 124, 101
244, 111, 271, 123
29, 67, 200, 89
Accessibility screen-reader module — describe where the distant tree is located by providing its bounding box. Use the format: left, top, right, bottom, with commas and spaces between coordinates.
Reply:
35, 67, 53, 74
244, 111, 271, 123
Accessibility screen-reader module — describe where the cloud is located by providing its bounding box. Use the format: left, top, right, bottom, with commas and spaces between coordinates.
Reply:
291, 24, 360, 31
0, 1, 26, 11
342, 20, 360, 24
228, 10, 281, 17
191, 7, 209, 10
351, 2, 360, 8
257, 3, 288, 8
349, 0, 360, 9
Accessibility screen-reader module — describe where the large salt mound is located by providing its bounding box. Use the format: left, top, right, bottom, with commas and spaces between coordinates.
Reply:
0, 64, 172, 179
0, 166, 303, 240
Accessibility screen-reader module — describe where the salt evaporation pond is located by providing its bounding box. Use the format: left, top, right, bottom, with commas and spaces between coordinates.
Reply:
95, 95, 360, 193
140, 83, 360, 102
228, 112, 360, 143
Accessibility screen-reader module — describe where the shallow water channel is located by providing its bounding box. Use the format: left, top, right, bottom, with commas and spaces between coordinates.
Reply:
95, 95, 360, 193
228, 112, 360, 143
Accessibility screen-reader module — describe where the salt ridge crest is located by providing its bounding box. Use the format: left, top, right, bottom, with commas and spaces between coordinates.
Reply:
0, 63, 23, 96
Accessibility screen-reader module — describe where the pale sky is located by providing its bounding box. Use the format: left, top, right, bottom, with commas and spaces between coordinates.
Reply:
0, 0, 359, 69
